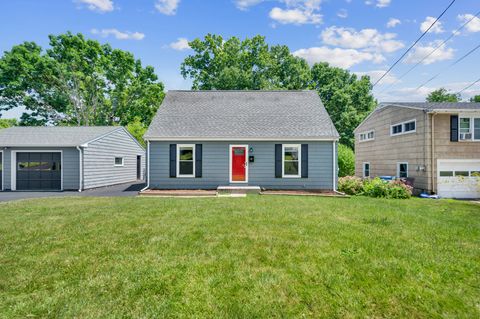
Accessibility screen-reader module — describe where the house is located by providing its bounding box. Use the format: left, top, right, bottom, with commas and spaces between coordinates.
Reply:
143, 90, 339, 191
0, 126, 145, 191
354, 102, 480, 198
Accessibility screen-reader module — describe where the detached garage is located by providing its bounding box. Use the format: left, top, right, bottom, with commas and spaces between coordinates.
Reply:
0, 126, 145, 191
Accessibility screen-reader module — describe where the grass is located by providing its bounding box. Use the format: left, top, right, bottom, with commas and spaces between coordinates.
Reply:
0, 196, 479, 318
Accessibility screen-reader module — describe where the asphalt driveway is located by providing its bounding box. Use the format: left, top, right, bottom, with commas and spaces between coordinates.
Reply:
0, 182, 145, 202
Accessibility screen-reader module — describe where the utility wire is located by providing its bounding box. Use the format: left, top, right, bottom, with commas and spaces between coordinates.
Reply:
456, 77, 480, 95
379, 10, 480, 95
372, 0, 457, 87
416, 43, 480, 90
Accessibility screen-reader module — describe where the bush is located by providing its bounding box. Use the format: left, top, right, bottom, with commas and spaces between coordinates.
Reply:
338, 177, 412, 199
338, 144, 355, 177
338, 176, 364, 195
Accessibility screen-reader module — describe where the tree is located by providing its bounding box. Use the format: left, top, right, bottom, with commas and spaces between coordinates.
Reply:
310, 62, 376, 148
181, 34, 375, 149
181, 34, 311, 90
470, 95, 480, 102
426, 88, 460, 102
0, 32, 164, 126
338, 144, 355, 177
0, 118, 17, 129
126, 116, 147, 147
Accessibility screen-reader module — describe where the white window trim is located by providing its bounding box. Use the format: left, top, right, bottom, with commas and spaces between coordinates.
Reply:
363, 162, 370, 178
177, 144, 195, 178
390, 119, 416, 136
229, 144, 249, 183
10, 150, 63, 191
282, 144, 301, 178
459, 116, 480, 142
359, 130, 375, 142
397, 162, 409, 178
114, 157, 124, 167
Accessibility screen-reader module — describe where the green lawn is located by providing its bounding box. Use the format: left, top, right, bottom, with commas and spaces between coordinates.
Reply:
0, 196, 479, 318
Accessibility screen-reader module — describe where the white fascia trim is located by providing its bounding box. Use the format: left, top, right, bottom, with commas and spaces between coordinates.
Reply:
144, 137, 339, 142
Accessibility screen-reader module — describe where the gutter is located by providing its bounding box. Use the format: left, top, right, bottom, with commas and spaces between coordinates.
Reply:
140, 140, 150, 192
76, 146, 83, 192
332, 140, 337, 191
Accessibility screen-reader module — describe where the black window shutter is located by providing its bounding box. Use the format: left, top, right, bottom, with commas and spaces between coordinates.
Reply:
450, 115, 459, 142
169, 144, 176, 178
195, 144, 202, 178
301, 144, 308, 178
275, 144, 282, 178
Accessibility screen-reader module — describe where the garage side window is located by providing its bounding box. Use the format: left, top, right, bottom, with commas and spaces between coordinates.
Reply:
114, 157, 124, 167
397, 162, 408, 178
177, 144, 195, 177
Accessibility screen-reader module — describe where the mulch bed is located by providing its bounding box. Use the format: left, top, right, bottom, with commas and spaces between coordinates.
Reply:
139, 189, 217, 197
261, 190, 349, 197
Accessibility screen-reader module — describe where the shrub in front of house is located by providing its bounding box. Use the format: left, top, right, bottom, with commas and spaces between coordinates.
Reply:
338, 144, 355, 177
338, 177, 412, 199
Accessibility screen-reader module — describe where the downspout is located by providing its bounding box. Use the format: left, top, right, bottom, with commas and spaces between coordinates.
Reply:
76, 146, 83, 192
333, 140, 337, 191
430, 113, 436, 194
140, 140, 150, 192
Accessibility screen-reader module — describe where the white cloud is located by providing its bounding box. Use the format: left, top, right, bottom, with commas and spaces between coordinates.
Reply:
293, 46, 385, 68
76, 0, 113, 12
355, 70, 398, 84
458, 14, 480, 33
235, 0, 264, 10
386, 18, 401, 28
321, 26, 404, 53
269, 7, 321, 24
91, 28, 145, 40
365, 0, 391, 8
420, 16, 444, 34
169, 38, 190, 51
155, 0, 180, 15
403, 41, 454, 65
337, 9, 348, 18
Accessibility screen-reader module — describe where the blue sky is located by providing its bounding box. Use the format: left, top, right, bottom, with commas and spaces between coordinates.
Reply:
1, 0, 479, 118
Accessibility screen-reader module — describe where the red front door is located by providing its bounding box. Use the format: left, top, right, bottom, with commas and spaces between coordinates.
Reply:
231, 146, 247, 182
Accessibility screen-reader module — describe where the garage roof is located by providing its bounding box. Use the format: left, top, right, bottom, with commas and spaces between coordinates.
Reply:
144, 90, 339, 140
0, 126, 123, 147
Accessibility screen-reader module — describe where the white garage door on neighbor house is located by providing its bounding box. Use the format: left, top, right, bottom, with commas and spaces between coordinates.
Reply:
437, 160, 480, 199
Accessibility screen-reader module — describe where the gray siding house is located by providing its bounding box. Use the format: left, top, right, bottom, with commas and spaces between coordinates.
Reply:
143, 90, 339, 191
0, 126, 145, 191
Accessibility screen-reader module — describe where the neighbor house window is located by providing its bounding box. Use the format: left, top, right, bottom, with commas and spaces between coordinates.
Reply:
397, 162, 408, 178
177, 144, 195, 177
359, 130, 375, 142
282, 144, 301, 178
363, 162, 370, 178
114, 157, 124, 166
459, 117, 480, 141
391, 119, 416, 136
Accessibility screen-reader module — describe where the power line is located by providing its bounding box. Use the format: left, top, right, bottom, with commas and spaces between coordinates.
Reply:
379, 10, 480, 95
372, 0, 457, 87
416, 43, 480, 91
456, 77, 480, 95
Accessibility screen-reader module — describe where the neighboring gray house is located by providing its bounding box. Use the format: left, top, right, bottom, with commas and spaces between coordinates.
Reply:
143, 90, 339, 191
354, 102, 480, 198
0, 126, 145, 191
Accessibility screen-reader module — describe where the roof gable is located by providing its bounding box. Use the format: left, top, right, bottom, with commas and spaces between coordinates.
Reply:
145, 90, 339, 140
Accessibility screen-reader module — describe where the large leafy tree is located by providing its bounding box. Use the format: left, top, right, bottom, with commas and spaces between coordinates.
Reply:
426, 88, 460, 103
470, 95, 480, 102
181, 34, 376, 148
181, 34, 311, 90
0, 32, 164, 126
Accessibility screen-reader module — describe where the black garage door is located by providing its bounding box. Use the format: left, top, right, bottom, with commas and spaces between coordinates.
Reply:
16, 152, 61, 190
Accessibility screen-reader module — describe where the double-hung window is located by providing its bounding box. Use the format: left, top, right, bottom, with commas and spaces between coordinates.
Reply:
459, 117, 480, 141
363, 162, 370, 178
177, 144, 195, 177
391, 119, 416, 136
282, 144, 301, 178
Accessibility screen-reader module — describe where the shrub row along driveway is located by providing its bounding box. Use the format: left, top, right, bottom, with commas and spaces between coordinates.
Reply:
0, 196, 479, 318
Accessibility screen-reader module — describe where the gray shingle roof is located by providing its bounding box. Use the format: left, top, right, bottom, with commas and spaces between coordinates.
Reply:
380, 102, 480, 111
0, 126, 123, 147
144, 90, 339, 140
